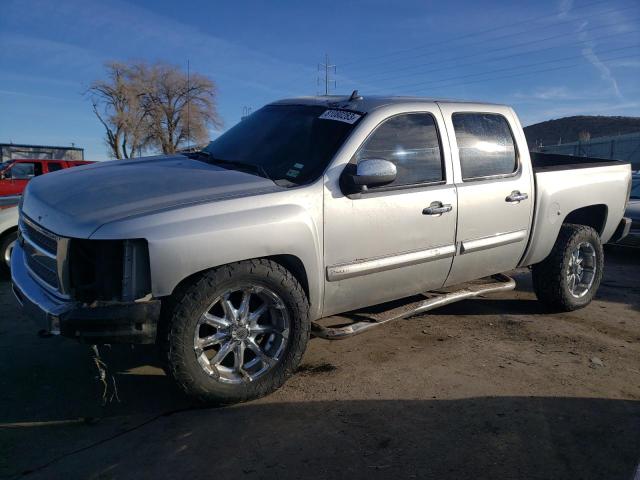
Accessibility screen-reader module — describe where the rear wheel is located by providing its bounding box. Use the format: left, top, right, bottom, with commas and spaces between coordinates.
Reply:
532, 224, 603, 311
0, 230, 17, 273
160, 259, 310, 404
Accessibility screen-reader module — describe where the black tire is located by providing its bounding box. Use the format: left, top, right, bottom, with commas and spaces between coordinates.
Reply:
0, 230, 17, 274
532, 223, 604, 312
159, 259, 310, 404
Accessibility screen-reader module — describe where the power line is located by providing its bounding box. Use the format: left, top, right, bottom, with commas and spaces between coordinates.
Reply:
340, 0, 622, 68
397, 51, 640, 94
350, 5, 639, 81
371, 43, 639, 92
317, 54, 336, 95
360, 27, 640, 86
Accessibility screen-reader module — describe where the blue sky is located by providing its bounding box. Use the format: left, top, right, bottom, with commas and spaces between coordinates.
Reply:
1, 0, 638, 160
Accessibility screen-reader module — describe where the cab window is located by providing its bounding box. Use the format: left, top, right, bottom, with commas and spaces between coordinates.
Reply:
5, 162, 43, 180
354, 113, 444, 188
452, 113, 517, 180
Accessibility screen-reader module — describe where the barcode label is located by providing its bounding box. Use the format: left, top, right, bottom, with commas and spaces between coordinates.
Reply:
318, 109, 362, 124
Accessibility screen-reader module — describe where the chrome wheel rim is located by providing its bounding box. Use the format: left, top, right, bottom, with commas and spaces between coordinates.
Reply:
193, 285, 290, 384
4, 238, 15, 269
566, 242, 596, 298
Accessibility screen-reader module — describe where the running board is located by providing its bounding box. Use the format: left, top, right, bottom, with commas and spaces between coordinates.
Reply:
311, 274, 516, 340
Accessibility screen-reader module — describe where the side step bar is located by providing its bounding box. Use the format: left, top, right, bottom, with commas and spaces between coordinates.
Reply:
311, 273, 516, 340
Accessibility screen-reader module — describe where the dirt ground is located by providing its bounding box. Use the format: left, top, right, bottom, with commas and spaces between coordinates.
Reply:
1, 247, 639, 480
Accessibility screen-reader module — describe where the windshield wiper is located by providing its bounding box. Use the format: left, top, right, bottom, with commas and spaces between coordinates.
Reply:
190, 151, 273, 182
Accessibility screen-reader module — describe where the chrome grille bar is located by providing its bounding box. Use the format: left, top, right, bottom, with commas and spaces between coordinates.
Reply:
18, 214, 70, 298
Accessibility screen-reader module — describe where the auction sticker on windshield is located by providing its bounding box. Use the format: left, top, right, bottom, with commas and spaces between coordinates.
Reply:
319, 109, 362, 124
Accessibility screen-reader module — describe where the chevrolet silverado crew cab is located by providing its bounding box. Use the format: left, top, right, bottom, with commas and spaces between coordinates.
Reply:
11, 95, 633, 404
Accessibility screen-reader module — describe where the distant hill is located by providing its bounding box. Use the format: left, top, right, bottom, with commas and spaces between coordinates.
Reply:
523, 116, 640, 147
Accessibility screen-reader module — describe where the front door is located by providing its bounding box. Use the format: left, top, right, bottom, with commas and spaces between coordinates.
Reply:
438, 105, 534, 286
323, 109, 458, 316
2, 162, 43, 196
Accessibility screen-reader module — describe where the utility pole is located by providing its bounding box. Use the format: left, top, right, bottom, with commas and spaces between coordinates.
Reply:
186, 59, 190, 149
241, 106, 253, 121
317, 53, 336, 95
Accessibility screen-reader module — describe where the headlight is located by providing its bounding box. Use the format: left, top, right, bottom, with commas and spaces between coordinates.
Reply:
69, 239, 150, 303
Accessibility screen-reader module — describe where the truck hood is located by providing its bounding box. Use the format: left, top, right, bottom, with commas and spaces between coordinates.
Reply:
21, 154, 281, 238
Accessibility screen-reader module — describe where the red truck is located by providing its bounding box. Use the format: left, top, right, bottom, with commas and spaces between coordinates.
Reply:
0, 159, 93, 197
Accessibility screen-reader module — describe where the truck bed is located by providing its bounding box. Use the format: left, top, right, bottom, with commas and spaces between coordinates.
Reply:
520, 152, 631, 267
530, 151, 630, 173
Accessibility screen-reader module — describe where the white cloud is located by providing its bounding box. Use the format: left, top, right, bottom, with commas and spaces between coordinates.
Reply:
577, 22, 622, 99
557, 0, 574, 19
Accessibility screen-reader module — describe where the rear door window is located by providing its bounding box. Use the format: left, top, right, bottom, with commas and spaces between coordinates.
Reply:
354, 113, 444, 188
47, 162, 64, 172
452, 113, 517, 180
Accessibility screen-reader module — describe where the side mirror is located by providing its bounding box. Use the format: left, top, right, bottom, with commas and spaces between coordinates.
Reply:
341, 159, 397, 195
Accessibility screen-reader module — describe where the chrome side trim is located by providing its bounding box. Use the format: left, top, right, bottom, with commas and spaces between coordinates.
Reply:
460, 229, 527, 254
327, 244, 456, 282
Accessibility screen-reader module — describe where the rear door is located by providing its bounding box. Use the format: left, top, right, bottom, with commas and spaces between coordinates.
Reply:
438, 104, 534, 286
323, 106, 458, 316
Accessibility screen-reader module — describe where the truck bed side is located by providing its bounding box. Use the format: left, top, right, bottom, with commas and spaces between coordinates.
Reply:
519, 153, 631, 266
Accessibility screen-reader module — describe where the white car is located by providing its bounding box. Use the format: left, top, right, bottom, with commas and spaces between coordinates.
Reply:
617, 173, 640, 246
0, 203, 19, 272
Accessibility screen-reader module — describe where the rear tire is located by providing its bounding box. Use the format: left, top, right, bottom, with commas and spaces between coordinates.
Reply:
159, 259, 310, 405
532, 224, 603, 312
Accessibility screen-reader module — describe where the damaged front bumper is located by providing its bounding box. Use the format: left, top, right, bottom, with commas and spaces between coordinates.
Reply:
11, 242, 160, 344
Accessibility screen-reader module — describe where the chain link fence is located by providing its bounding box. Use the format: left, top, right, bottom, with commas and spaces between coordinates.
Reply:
534, 133, 640, 170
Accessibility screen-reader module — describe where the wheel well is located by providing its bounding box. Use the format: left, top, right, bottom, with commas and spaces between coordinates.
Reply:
267, 254, 310, 299
0, 226, 18, 244
563, 204, 608, 236
167, 255, 310, 300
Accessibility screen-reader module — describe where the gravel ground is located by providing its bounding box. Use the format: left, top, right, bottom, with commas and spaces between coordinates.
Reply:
1, 247, 639, 479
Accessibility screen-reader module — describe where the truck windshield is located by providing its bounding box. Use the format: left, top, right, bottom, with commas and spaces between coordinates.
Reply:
202, 104, 363, 186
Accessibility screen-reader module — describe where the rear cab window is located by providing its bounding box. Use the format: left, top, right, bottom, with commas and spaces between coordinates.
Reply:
452, 113, 517, 180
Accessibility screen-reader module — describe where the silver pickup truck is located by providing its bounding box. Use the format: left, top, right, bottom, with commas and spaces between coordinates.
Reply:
11, 94, 633, 403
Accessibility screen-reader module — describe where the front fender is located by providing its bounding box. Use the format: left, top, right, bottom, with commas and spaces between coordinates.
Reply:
91, 185, 324, 319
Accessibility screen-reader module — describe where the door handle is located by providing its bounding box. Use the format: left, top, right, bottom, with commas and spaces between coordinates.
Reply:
422, 201, 453, 215
505, 191, 528, 203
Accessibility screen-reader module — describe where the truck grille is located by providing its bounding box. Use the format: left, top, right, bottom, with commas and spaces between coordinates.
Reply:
20, 215, 63, 293
21, 216, 58, 255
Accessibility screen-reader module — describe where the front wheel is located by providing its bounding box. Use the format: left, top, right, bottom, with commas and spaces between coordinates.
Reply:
160, 259, 310, 404
532, 224, 604, 311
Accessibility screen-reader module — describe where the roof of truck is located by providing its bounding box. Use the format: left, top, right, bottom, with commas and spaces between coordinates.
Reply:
270, 94, 506, 113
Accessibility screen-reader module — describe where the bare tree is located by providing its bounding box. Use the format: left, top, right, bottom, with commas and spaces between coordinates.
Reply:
89, 61, 222, 158
136, 63, 223, 154
88, 62, 149, 159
